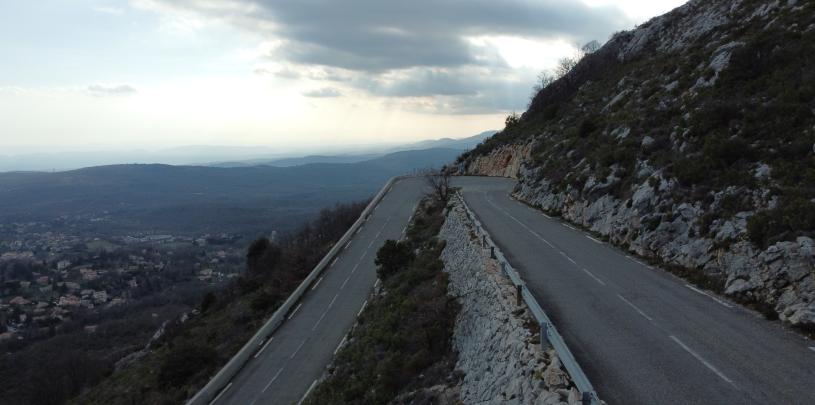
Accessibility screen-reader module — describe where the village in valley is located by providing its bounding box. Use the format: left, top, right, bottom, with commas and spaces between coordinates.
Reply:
0, 218, 249, 346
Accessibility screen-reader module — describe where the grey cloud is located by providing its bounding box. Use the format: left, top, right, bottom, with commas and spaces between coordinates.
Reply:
302, 87, 342, 98
146, 0, 630, 72
87, 84, 137, 97
143, 0, 632, 113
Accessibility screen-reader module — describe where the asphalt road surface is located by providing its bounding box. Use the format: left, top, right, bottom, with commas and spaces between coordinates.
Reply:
453, 176, 815, 405
214, 177, 427, 405
214, 175, 814, 405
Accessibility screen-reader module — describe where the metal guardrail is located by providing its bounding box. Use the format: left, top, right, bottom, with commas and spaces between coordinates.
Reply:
188, 176, 407, 405
455, 191, 600, 405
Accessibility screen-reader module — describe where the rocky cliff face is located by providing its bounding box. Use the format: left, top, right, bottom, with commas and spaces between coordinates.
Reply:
457, 0, 815, 328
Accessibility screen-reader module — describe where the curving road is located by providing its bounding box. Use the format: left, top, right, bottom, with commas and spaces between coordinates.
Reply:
453, 176, 815, 405
212, 177, 427, 405
212, 176, 813, 405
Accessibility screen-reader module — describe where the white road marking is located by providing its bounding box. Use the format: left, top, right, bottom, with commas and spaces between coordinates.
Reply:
586, 235, 604, 244
298, 380, 319, 405
562, 223, 578, 231
328, 293, 339, 309
343, 241, 351, 251
290, 339, 307, 359
313, 307, 329, 330
350, 261, 360, 274
582, 268, 607, 286
254, 337, 274, 359
330, 257, 338, 267
374, 279, 381, 288
617, 294, 653, 321
809, 347, 815, 353
311, 276, 323, 291
334, 334, 348, 355
558, 251, 577, 265
262, 368, 284, 392
209, 382, 233, 405
357, 300, 368, 317
355, 227, 361, 235
669, 335, 736, 386
484, 196, 556, 249
542, 213, 552, 219
288, 303, 303, 320
685, 284, 734, 308
340, 275, 350, 290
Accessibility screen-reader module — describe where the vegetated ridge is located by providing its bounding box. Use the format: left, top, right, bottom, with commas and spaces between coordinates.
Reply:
456, 0, 815, 329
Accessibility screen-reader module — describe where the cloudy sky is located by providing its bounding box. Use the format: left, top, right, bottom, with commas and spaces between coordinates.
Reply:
0, 0, 686, 155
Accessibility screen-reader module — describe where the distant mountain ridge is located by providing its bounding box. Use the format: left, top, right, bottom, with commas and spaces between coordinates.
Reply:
0, 147, 462, 234
208, 131, 496, 168
0, 131, 496, 172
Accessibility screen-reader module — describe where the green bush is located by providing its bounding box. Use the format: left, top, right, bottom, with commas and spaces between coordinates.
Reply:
374, 240, 415, 279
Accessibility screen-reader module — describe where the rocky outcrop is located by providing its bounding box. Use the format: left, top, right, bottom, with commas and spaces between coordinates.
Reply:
511, 166, 815, 326
457, 0, 815, 328
465, 143, 533, 179
440, 200, 582, 405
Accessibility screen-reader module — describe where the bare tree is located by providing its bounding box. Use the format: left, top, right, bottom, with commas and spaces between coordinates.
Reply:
424, 170, 451, 202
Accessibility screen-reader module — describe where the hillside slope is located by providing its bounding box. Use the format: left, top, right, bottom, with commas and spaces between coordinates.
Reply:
456, 0, 815, 328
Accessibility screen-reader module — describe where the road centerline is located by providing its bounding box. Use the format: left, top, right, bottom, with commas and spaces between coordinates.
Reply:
290, 339, 308, 359
262, 368, 285, 392
617, 294, 654, 321
669, 335, 736, 386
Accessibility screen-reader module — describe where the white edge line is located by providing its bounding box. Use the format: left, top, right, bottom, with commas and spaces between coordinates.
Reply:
209, 382, 233, 405
685, 284, 733, 308
254, 337, 274, 359
586, 235, 604, 244
330, 257, 338, 267
617, 294, 653, 321
311, 276, 323, 291
343, 242, 351, 251
262, 368, 284, 392
809, 347, 815, 353
669, 335, 735, 386
288, 303, 303, 320
298, 380, 318, 405
357, 300, 368, 317
355, 227, 361, 235
374, 279, 381, 288
334, 334, 348, 355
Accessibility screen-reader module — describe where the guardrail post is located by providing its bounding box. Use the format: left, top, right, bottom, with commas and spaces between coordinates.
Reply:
516, 285, 522, 307
490, 246, 496, 259
540, 322, 550, 348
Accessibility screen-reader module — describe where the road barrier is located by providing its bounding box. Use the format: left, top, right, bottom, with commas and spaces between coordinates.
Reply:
188, 176, 407, 405
455, 191, 600, 405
